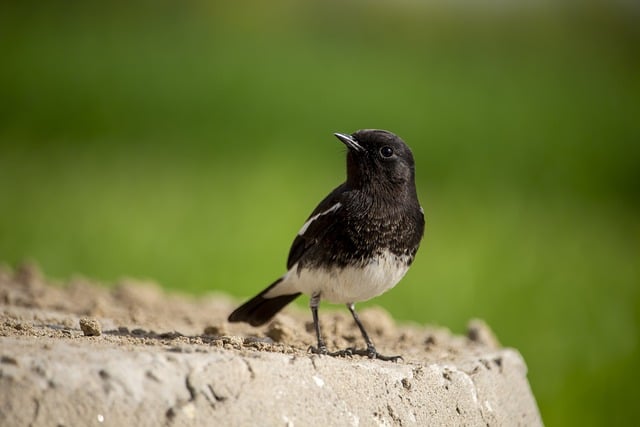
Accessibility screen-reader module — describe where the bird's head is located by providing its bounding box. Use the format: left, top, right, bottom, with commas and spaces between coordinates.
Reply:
334, 129, 416, 191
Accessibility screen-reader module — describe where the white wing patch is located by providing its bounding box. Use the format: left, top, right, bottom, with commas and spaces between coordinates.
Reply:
297, 202, 342, 236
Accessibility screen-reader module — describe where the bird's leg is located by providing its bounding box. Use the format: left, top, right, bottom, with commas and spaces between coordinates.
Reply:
347, 303, 403, 362
308, 293, 354, 357
308, 292, 328, 355
347, 303, 375, 352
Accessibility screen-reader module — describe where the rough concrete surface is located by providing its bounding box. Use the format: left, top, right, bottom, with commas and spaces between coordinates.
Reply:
0, 263, 542, 426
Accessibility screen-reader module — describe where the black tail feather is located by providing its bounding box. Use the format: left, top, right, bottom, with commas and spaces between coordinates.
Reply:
228, 278, 301, 326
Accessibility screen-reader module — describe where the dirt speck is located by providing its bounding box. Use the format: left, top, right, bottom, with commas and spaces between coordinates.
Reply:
203, 325, 224, 336
467, 318, 501, 348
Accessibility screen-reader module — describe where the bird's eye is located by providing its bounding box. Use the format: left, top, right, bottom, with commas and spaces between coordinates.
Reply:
380, 146, 394, 158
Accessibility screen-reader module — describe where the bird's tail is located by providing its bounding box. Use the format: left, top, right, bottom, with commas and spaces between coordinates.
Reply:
228, 278, 301, 326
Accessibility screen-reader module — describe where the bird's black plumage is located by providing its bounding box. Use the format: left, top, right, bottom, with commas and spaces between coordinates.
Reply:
228, 129, 425, 360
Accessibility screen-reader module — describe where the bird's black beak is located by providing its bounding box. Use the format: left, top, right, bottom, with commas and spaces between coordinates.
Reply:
334, 133, 364, 152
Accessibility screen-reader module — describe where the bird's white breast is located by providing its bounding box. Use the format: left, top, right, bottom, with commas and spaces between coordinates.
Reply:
265, 249, 411, 304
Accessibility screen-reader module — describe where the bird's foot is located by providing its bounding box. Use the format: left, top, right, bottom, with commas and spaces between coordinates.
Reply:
352, 345, 403, 362
308, 345, 355, 357
309, 345, 402, 362
328, 347, 356, 357
308, 344, 329, 355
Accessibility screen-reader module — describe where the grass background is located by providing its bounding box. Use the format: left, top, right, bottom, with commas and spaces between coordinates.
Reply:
1, 1, 638, 424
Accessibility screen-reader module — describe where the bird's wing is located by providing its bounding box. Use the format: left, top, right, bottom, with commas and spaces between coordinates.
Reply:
286, 184, 346, 270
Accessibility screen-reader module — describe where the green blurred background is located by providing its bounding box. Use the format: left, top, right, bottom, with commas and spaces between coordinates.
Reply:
1, 0, 638, 424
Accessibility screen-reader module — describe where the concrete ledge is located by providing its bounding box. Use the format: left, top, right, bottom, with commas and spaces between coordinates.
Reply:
0, 264, 542, 426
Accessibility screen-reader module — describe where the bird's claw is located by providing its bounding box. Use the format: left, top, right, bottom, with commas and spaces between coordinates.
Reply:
308, 345, 402, 362
308, 345, 329, 355
308, 345, 355, 357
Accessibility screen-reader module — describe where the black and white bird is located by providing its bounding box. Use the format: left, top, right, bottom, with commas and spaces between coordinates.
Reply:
228, 129, 425, 361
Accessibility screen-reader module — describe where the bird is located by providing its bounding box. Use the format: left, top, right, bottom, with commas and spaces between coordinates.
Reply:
228, 129, 425, 361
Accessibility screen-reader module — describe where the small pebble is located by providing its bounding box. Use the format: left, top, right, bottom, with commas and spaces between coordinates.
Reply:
203, 325, 224, 336
79, 318, 102, 337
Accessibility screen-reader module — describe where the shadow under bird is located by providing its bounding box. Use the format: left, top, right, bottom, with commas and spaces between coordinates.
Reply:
228, 129, 425, 361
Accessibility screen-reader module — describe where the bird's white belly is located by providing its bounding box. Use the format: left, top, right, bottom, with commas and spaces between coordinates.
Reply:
266, 249, 410, 304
